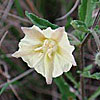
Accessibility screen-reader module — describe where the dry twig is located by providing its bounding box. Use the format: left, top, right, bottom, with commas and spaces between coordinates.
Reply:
0, 69, 34, 88
0, 31, 8, 47
0, 10, 31, 24
1, 0, 14, 21
7, 80, 22, 100
56, 0, 80, 21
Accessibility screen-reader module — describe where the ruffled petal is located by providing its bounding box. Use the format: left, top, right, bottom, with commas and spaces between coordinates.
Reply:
12, 40, 42, 58
59, 47, 76, 66
51, 27, 64, 42
42, 27, 55, 38
19, 35, 42, 46
34, 57, 45, 77
44, 52, 53, 84
53, 52, 72, 77
21, 25, 45, 41
59, 32, 75, 53
12, 49, 33, 58
22, 52, 43, 68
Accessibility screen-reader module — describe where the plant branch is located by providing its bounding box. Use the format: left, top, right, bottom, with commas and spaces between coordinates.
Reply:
56, 0, 80, 21
1, 0, 14, 21
0, 10, 31, 24
0, 31, 8, 47
7, 79, 22, 100
80, 9, 100, 100
0, 69, 34, 88
81, 9, 100, 47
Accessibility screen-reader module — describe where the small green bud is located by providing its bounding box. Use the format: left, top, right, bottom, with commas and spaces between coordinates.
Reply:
95, 52, 100, 66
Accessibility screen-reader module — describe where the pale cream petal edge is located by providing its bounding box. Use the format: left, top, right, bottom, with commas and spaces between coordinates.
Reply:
21, 25, 45, 41
53, 53, 72, 77
51, 27, 65, 42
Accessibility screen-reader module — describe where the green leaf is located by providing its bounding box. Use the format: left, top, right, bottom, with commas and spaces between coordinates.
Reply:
54, 77, 76, 100
81, 71, 100, 80
14, 0, 24, 17
94, 25, 100, 34
0, 81, 18, 95
0, 83, 9, 95
72, 30, 85, 41
65, 72, 79, 88
88, 87, 100, 100
92, 0, 100, 6
71, 20, 90, 32
77, 65, 100, 80
25, 11, 58, 29
92, 0, 100, 2
78, 0, 96, 27
65, 17, 72, 30
83, 65, 93, 71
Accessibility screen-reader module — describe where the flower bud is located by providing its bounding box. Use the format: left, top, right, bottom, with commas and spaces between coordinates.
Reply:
95, 52, 100, 66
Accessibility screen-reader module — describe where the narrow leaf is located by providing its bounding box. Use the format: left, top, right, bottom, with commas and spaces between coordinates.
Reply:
81, 71, 100, 80
83, 65, 93, 71
25, 11, 58, 29
77, 65, 100, 80
0, 81, 18, 95
88, 87, 100, 100
0, 83, 9, 95
71, 20, 90, 32
54, 77, 76, 100
78, 0, 96, 27
14, 0, 24, 17
65, 72, 79, 88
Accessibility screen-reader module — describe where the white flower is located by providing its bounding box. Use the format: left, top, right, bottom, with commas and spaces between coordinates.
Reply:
12, 25, 76, 84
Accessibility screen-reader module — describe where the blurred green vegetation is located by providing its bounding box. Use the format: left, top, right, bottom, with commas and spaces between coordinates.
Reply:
0, 0, 100, 100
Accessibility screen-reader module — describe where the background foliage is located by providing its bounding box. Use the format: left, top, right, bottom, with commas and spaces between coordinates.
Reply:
0, 0, 100, 100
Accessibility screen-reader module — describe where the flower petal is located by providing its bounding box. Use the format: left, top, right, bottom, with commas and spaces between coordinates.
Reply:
12, 49, 33, 58
34, 57, 45, 77
22, 52, 43, 68
12, 40, 42, 58
44, 52, 53, 84
53, 52, 72, 77
20, 35, 42, 46
59, 47, 77, 66
21, 25, 45, 41
59, 32, 75, 53
42, 27, 55, 38
51, 27, 64, 42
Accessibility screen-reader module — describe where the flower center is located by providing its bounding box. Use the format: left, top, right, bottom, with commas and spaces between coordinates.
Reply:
34, 39, 57, 58
43, 39, 57, 58
43, 39, 56, 50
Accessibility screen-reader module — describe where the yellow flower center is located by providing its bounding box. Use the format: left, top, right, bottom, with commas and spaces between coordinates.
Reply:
34, 39, 57, 58
43, 39, 57, 58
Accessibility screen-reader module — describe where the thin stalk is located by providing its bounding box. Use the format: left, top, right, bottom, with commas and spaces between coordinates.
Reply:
80, 9, 100, 100
91, 29, 100, 50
